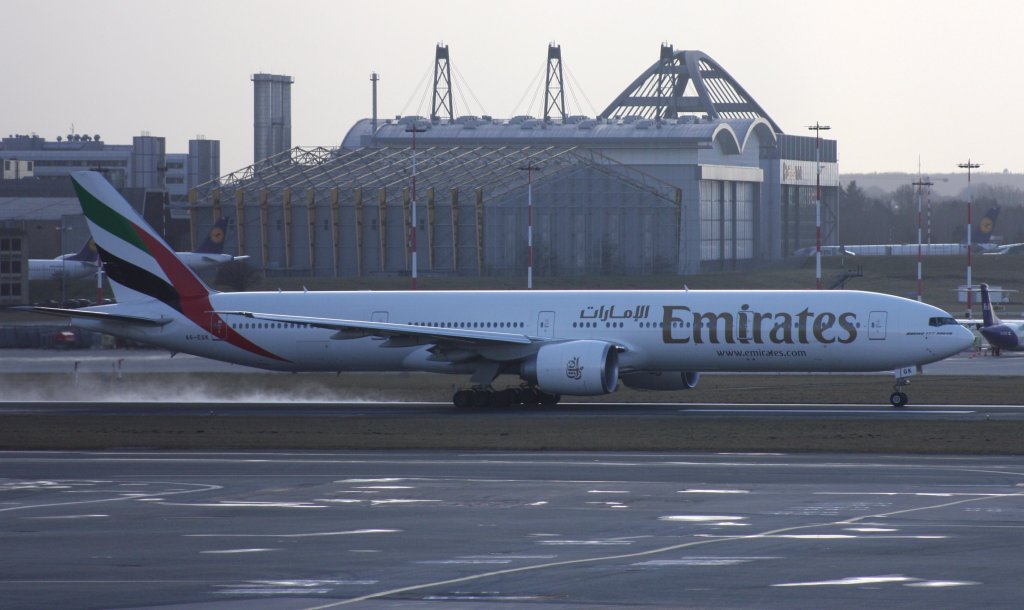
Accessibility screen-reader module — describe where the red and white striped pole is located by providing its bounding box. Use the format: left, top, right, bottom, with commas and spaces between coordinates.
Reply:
808, 122, 830, 290
912, 174, 933, 302
958, 159, 980, 318
407, 123, 427, 290
519, 162, 541, 289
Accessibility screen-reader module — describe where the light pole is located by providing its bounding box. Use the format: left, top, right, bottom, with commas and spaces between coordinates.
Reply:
807, 122, 831, 289
911, 174, 933, 301
406, 122, 427, 290
518, 162, 541, 289
958, 159, 981, 318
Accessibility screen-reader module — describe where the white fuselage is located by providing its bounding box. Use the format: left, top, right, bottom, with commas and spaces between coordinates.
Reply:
27, 259, 98, 281
72, 289, 972, 375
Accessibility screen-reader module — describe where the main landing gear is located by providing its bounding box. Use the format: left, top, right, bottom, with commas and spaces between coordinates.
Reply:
889, 377, 910, 408
452, 386, 561, 408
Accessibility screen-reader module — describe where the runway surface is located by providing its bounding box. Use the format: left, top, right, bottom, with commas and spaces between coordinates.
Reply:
4, 399, 1024, 420
2, 348, 1023, 375
1, 450, 1023, 610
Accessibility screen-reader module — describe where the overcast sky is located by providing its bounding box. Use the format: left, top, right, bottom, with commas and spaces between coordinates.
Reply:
4, 0, 1021, 176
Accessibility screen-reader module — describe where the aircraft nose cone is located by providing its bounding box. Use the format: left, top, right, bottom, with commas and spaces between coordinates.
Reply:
956, 325, 976, 352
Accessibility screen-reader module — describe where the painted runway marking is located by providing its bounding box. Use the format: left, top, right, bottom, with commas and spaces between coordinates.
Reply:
659, 515, 747, 523
187, 529, 400, 538
682, 409, 976, 414
201, 548, 278, 554
298, 490, 1020, 610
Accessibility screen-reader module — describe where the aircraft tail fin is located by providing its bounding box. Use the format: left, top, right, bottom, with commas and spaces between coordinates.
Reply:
63, 238, 100, 263
972, 206, 1000, 245
70, 171, 214, 306
195, 216, 230, 254
980, 283, 1001, 327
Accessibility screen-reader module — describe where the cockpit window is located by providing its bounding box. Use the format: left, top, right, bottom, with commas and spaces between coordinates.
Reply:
929, 316, 958, 327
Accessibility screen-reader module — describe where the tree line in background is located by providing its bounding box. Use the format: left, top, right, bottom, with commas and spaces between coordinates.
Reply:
838, 181, 1024, 247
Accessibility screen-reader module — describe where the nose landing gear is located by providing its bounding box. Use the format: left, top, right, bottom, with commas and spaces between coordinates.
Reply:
889, 377, 910, 408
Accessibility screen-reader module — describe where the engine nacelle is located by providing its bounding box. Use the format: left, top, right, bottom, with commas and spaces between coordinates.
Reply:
620, 370, 701, 391
521, 340, 619, 396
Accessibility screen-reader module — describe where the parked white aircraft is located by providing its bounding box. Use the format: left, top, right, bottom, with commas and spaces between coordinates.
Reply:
797, 206, 1024, 257
28, 217, 247, 282
24, 172, 973, 408
175, 216, 249, 273
27, 239, 100, 281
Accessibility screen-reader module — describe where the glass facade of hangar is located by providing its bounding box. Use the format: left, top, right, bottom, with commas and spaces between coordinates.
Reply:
699, 180, 755, 262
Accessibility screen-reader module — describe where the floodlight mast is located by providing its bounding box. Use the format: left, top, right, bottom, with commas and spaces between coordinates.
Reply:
958, 159, 981, 318
807, 122, 831, 290
912, 173, 934, 302
407, 123, 427, 290
518, 162, 541, 289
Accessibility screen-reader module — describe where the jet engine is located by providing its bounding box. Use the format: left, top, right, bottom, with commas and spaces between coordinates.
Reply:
521, 340, 619, 396
620, 370, 701, 391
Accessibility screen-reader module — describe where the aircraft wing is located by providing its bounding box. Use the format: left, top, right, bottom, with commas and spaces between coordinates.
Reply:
211, 310, 535, 346
982, 243, 1024, 255
14, 306, 173, 326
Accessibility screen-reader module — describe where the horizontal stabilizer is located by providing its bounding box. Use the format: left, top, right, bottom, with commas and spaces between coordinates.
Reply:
15, 306, 173, 327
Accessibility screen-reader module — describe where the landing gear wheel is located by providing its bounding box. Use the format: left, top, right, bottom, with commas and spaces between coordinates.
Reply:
889, 391, 909, 408
491, 389, 514, 408
453, 390, 474, 408
452, 388, 475, 407
471, 389, 492, 408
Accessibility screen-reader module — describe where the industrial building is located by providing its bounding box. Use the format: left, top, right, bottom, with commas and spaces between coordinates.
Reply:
191, 44, 838, 280
0, 133, 221, 265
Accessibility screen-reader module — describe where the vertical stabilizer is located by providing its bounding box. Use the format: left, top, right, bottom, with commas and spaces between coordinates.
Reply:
195, 216, 230, 254
980, 283, 1000, 327
972, 207, 1000, 245
63, 238, 100, 263
70, 171, 213, 306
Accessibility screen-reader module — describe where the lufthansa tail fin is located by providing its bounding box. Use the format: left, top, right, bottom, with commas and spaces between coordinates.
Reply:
70, 171, 214, 307
195, 216, 230, 254
972, 207, 1000, 245
63, 238, 100, 263
980, 283, 1001, 328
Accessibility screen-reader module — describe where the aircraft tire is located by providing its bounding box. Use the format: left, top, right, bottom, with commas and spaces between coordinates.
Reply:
889, 391, 909, 408
452, 390, 475, 408
491, 389, 514, 408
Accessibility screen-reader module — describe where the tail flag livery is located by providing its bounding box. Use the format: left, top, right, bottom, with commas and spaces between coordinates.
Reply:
70, 171, 211, 306
972, 207, 999, 245
196, 216, 229, 254
64, 238, 100, 263
71, 171, 284, 361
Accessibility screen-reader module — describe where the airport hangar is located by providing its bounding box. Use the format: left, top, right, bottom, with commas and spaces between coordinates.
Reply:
189, 45, 839, 280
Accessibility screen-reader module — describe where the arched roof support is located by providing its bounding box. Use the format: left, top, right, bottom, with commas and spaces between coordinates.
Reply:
600, 47, 783, 134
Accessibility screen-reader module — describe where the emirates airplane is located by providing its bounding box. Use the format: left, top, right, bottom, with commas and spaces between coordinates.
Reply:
24, 172, 973, 408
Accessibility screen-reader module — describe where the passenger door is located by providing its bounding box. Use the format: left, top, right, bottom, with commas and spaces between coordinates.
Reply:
537, 311, 555, 339
868, 310, 887, 340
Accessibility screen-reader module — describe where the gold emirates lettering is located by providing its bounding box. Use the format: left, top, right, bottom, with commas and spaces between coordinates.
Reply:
661, 305, 857, 345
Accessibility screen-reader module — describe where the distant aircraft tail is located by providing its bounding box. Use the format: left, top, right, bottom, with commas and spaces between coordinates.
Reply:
63, 238, 100, 263
980, 283, 1001, 327
971, 206, 1000, 245
70, 171, 214, 307
195, 216, 230, 254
